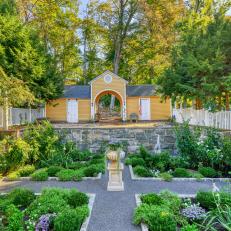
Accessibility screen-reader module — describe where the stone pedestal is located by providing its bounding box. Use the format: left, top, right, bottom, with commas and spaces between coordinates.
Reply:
107, 162, 124, 191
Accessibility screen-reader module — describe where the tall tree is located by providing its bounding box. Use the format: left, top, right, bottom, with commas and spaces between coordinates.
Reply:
157, 0, 231, 110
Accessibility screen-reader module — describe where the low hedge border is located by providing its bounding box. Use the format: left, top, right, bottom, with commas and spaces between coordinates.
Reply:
135, 193, 196, 231
0, 191, 95, 231
2, 172, 102, 182
129, 165, 231, 182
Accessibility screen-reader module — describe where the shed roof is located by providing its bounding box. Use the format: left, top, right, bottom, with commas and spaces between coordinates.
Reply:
63, 85, 90, 99
62, 84, 156, 98
126, 85, 156, 97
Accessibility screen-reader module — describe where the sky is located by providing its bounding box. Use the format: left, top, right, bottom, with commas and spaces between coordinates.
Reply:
79, 0, 231, 16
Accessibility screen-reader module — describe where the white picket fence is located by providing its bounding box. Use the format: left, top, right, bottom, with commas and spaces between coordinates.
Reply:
0, 107, 45, 127
173, 108, 231, 130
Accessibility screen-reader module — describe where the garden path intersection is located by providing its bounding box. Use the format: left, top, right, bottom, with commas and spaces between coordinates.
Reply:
0, 165, 229, 231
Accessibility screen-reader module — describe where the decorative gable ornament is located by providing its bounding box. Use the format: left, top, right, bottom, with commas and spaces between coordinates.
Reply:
104, 74, 112, 84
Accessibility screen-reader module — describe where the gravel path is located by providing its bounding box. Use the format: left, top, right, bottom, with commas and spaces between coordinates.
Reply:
0, 166, 229, 231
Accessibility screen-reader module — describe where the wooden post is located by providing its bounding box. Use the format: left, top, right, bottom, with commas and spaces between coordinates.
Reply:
3, 97, 9, 130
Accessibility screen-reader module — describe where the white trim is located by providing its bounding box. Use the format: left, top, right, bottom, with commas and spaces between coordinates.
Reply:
88, 70, 128, 84
139, 98, 151, 120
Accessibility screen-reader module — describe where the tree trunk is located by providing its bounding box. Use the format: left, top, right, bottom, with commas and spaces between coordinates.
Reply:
83, 32, 88, 85
3, 97, 9, 131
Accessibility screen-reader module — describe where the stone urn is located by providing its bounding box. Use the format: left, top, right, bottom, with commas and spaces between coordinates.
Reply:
106, 150, 124, 191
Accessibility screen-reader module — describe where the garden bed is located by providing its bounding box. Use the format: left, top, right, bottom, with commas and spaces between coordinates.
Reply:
129, 165, 231, 182
0, 188, 95, 231
133, 190, 231, 231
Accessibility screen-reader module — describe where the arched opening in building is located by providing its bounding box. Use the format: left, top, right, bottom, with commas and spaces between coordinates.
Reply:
94, 90, 123, 122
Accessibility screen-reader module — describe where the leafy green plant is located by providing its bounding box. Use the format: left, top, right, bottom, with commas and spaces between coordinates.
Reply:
18, 165, 35, 177
125, 157, 145, 167
7, 171, 20, 181
140, 193, 163, 205
83, 165, 100, 177
5, 204, 24, 231
57, 169, 76, 181
47, 166, 64, 176
181, 224, 199, 231
31, 168, 48, 181
133, 165, 153, 177
133, 204, 177, 231
67, 190, 89, 208
8, 188, 35, 208
198, 167, 217, 178
54, 207, 88, 231
160, 172, 173, 181
173, 168, 190, 177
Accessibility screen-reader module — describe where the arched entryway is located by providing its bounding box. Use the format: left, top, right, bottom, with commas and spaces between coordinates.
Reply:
92, 90, 126, 121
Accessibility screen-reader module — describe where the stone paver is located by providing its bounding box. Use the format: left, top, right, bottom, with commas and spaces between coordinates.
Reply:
0, 166, 229, 231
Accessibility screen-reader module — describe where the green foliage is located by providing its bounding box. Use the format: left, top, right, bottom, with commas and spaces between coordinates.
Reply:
133, 204, 177, 231
68, 190, 89, 208
196, 191, 217, 210
5, 204, 24, 231
140, 193, 163, 206
83, 164, 101, 177
159, 191, 181, 213
54, 208, 84, 231
47, 166, 64, 177
23, 121, 61, 166
160, 172, 173, 182
0, 137, 30, 171
181, 224, 199, 231
125, 157, 145, 167
173, 168, 191, 178
198, 167, 217, 178
31, 169, 48, 181
18, 165, 35, 177
8, 188, 35, 208
57, 169, 76, 181
133, 165, 153, 177
7, 171, 20, 181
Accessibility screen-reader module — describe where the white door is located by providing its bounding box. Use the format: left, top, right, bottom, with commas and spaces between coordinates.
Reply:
67, 100, 78, 123
140, 98, 151, 120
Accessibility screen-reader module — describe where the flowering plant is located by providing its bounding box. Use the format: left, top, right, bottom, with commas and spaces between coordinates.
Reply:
181, 204, 206, 221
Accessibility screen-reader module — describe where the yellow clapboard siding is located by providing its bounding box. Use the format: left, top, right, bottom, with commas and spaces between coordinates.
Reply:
151, 97, 171, 120
92, 72, 126, 102
78, 99, 91, 121
46, 99, 66, 121
126, 97, 140, 119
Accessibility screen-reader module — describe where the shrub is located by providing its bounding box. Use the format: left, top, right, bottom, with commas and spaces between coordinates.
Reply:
140, 193, 163, 206
18, 165, 35, 177
57, 169, 75, 181
133, 166, 153, 177
68, 162, 86, 170
72, 170, 84, 181
47, 166, 63, 176
160, 172, 173, 182
83, 165, 100, 177
125, 157, 145, 167
8, 188, 35, 208
31, 169, 48, 181
68, 190, 89, 208
181, 204, 206, 221
139, 146, 151, 160
159, 191, 181, 213
173, 168, 190, 178
198, 167, 217, 178
181, 224, 199, 231
54, 208, 82, 231
196, 191, 216, 209
6, 204, 24, 231
7, 171, 20, 181
133, 204, 177, 231
2, 137, 30, 171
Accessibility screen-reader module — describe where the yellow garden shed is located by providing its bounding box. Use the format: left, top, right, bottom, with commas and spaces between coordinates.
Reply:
46, 70, 171, 122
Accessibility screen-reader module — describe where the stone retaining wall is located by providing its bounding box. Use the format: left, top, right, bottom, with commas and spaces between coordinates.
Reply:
55, 125, 176, 153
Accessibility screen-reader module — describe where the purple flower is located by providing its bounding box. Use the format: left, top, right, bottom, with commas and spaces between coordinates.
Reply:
181, 204, 206, 221
35, 214, 56, 231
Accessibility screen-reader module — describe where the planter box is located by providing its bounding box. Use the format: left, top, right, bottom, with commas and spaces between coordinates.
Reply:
2, 172, 102, 182
129, 165, 231, 182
